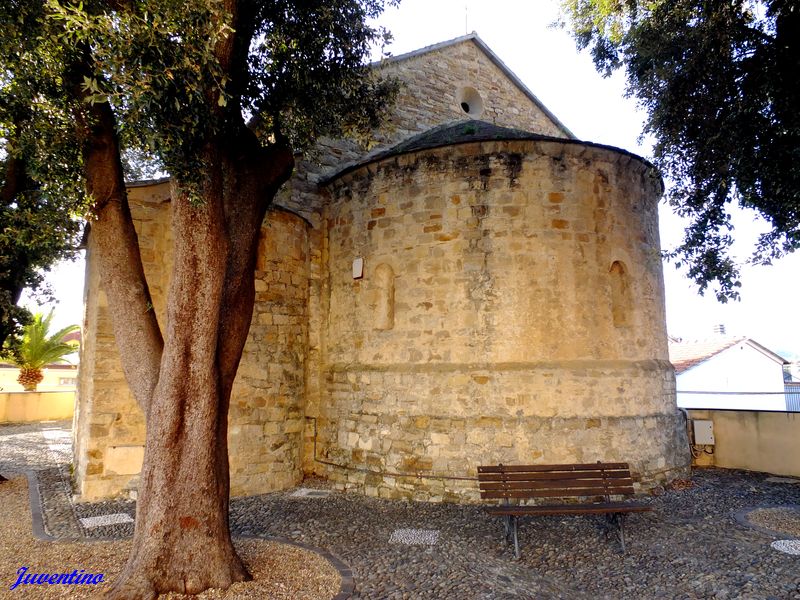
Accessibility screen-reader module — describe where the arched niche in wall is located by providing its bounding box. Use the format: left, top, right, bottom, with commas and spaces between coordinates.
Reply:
609, 261, 631, 327
373, 263, 395, 330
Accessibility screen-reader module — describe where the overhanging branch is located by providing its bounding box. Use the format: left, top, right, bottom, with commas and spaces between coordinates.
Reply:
69, 44, 163, 416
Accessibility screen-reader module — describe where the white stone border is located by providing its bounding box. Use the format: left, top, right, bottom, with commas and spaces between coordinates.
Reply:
771, 540, 800, 555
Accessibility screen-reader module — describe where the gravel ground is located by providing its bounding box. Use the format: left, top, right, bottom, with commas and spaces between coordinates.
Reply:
748, 506, 800, 538
0, 475, 128, 599
227, 470, 800, 599
0, 422, 341, 599
0, 421, 71, 472
0, 475, 340, 599
3, 421, 800, 599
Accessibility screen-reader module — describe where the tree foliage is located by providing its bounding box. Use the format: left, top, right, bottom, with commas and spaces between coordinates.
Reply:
0, 0, 396, 349
561, 0, 800, 300
13, 310, 78, 369
42, 0, 397, 196
0, 1, 85, 353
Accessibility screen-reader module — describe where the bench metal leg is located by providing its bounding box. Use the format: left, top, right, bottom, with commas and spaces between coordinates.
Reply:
512, 515, 520, 559
605, 512, 627, 554
498, 515, 520, 558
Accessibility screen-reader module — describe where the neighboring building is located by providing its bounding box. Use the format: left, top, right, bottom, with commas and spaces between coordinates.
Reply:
786, 360, 800, 382
669, 338, 789, 411
74, 33, 688, 501
0, 363, 78, 393
786, 382, 800, 412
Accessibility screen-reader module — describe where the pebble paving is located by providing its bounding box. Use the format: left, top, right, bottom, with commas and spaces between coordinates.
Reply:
2, 421, 800, 599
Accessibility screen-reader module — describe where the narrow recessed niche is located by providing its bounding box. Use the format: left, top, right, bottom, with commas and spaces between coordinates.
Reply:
609, 261, 631, 327
456, 86, 484, 117
373, 263, 395, 330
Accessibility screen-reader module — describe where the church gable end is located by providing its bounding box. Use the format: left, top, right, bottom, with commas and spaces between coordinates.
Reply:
376, 34, 573, 144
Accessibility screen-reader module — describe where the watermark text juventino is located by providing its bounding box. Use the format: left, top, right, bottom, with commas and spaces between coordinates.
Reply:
9, 567, 104, 591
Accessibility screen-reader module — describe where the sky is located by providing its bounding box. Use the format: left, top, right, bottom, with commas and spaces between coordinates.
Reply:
25, 0, 800, 361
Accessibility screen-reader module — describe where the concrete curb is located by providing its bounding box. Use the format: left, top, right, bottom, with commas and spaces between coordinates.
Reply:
239, 534, 355, 600
732, 505, 800, 540
24, 470, 58, 542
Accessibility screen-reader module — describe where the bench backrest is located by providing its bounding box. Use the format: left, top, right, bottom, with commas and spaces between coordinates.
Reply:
477, 462, 635, 504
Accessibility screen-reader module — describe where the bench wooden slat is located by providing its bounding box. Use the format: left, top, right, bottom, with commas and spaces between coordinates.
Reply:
478, 462, 629, 473
486, 502, 651, 516
480, 486, 635, 500
479, 478, 634, 491
479, 485, 636, 496
478, 470, 633, 482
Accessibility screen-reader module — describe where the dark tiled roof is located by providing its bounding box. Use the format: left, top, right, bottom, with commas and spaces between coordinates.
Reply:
0, 363, 77, 370
63, 330, 82, 344
324, 119, 659, 185
374, 120, 551, 156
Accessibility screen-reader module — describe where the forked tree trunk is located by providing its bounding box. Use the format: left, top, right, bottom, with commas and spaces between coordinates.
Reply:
103, 145, 293, 598
106, 177, 242, 597
70, 7, 296, 592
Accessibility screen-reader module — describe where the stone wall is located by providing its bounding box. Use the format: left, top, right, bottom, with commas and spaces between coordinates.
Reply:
228, 209, 310, 496
74, 35, 689, 502
74, 180, 310, 500
274, 36, 568, 225
293, 36, 573, 480
371, 38, 567, 148
73, 182, 170, 500
313, 139, 688, 501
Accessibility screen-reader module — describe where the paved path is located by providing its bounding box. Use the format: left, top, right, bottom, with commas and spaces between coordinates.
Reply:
0, 420, 72, 471
0, 420, 85, 538
2, 421, 799, 599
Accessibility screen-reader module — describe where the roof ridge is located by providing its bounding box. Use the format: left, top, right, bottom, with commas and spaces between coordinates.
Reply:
373, 32, 479, 66
669, 337, 746, 375
669, 335, 745, 343
669, 336, 789, 374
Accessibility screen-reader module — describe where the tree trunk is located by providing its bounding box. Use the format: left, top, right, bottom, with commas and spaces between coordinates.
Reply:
69, 44, 163, 414
68, 11, 296, 594
105, 143, 293, 598
106, 176, 242, 598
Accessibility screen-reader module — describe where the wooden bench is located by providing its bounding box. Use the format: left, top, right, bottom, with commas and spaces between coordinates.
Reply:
478, 462, 651, 558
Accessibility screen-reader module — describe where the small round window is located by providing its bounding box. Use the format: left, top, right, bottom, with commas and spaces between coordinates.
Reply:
456, 86, 484, 118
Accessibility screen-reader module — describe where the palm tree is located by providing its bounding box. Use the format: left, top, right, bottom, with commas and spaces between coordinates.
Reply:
13, 311, 79, 391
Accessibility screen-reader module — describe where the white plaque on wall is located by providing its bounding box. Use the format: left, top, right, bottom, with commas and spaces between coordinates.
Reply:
352, 257, 364, 279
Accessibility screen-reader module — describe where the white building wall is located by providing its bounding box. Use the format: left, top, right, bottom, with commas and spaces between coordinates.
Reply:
676, 342, 786, 411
